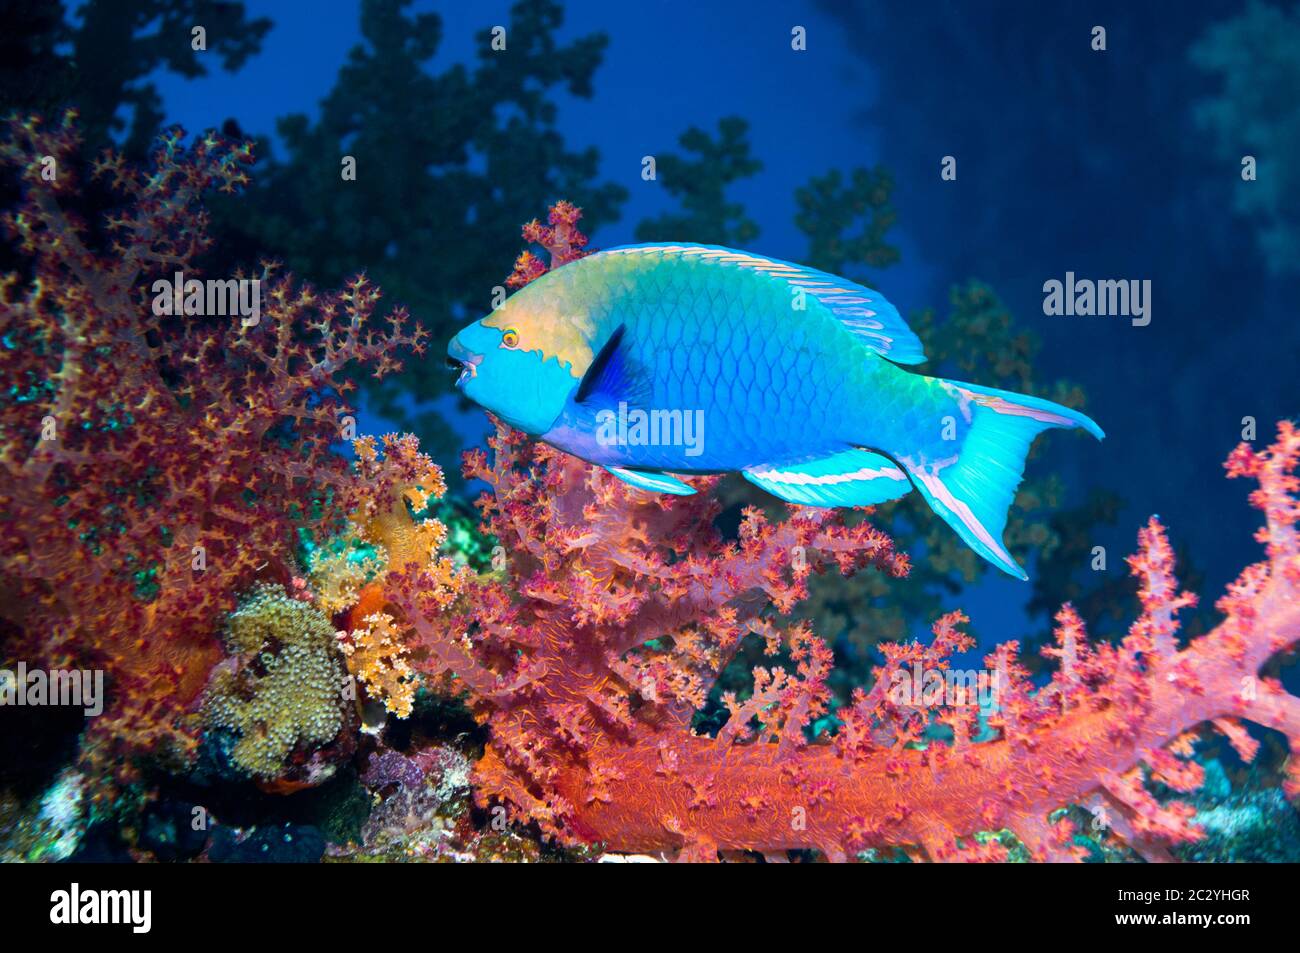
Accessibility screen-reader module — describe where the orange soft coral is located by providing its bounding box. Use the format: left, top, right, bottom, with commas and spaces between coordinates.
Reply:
335, 433, 471, 715
339, 612, 418, 720
506, 200, 590, 288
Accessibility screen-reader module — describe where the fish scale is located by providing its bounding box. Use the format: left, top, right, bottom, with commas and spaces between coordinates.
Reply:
449, 243, 1103, 579
622, 253, 860, 467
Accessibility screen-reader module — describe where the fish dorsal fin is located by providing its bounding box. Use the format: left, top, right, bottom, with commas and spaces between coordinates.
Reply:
576, 324, 652, 407
601, 244, 927, 365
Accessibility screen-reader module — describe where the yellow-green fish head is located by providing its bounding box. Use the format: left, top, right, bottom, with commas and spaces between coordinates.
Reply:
447, 282, 598, 434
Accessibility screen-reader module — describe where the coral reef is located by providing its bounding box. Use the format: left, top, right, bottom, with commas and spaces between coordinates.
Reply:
0, 113, 424, 775
345, 747, 473, 861
2, 118, 1295, 864
331, 744, 599, 863
0, 767, 86, 862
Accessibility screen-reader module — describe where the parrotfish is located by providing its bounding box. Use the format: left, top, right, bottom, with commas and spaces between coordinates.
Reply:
447, 244, 1102, 579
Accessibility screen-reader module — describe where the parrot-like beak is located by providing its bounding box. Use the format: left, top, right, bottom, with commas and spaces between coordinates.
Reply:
446, 336, 482, 388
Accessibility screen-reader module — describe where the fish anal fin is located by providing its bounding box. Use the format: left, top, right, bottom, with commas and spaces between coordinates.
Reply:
743, 449, 911, 508
604, 466, 696, 496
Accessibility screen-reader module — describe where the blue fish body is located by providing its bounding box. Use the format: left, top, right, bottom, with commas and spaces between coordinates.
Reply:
448, 244, 1103, 579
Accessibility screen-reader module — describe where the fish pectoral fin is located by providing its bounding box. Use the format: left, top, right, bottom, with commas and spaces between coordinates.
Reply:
743, 449, 912, 508
576, 324, 652, 408
604, 466, 696, 496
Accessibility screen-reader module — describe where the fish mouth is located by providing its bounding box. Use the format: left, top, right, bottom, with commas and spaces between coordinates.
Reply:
446, 339, 482, 388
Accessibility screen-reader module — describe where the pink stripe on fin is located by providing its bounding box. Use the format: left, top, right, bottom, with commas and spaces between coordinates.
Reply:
956, 387, 1079, 429
911, 467, 1016, 568
749, 464, 907, 487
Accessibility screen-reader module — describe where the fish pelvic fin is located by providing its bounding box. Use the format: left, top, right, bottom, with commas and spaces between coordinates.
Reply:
898, 379, 1104, 580
743, 449, 912, 507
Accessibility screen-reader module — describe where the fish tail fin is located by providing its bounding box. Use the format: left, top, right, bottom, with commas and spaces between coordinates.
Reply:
897, 379, 1104, 580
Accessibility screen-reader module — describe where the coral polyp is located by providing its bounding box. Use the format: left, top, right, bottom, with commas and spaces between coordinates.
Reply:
203, 584, 351, 783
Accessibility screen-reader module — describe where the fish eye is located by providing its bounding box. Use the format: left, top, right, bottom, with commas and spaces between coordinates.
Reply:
500, 329, 519, 349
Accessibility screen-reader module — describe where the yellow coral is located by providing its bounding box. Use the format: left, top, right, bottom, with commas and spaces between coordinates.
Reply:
339, 612, 416, 718
204, 584, 346, 779
329, 433, 472, 717
418, 553, 471, 612
350, 434, 449, 572
307, 533, 382, 615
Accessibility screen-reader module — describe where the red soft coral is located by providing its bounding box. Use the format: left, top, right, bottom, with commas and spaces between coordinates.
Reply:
395, 416, 1300, 862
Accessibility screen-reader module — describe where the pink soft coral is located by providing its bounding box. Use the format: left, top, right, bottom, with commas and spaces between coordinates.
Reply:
384, 418, 1295, 861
